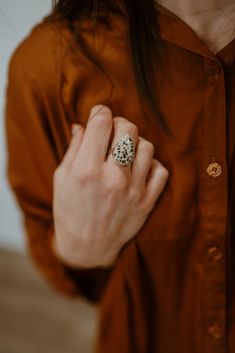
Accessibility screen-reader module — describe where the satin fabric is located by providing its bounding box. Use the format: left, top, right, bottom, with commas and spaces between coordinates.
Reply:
5, 3, 235, 353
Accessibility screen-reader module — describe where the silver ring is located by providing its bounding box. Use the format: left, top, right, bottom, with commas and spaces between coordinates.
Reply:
111, 134, 135, 166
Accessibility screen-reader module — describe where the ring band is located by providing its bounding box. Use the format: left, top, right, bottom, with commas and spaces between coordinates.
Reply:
111, 134, 135, 166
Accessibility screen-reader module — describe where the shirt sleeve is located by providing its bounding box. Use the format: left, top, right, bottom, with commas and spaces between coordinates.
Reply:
4, 34, 112, 303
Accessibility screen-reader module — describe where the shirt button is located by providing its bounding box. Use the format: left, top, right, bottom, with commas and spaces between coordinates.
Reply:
208, 324, 223, 339
207, 162, 222, 177
208, 247, 223, 261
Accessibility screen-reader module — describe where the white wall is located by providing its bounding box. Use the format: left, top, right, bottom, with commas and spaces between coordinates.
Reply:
0, 0, 52, 252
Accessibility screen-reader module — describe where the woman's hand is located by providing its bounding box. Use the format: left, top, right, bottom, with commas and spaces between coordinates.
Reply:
52, 105, 169, 269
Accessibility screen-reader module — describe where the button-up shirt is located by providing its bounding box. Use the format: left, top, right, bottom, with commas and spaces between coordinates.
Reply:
5, 3, 235, 353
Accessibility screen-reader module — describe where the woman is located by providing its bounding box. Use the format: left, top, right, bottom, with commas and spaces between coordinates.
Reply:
5, 0, 235, 352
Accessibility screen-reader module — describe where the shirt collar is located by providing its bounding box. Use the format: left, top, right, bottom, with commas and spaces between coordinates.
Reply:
155, 2, 235, 65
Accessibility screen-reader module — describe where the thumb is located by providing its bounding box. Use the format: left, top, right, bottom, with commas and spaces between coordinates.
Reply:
59, 123, 84, 172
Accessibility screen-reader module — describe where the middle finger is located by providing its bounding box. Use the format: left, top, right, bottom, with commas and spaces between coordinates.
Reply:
106, 117, 138, 173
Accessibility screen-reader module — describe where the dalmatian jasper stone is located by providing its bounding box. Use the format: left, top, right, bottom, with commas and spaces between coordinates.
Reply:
112, 135, 135, 165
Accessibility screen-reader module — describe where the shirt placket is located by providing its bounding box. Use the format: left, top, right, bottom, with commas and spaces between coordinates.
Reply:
199, 57, 229, 352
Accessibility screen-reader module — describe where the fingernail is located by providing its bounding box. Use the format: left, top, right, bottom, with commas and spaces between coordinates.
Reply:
71, 123, 80, 136
89, 104, 104, 120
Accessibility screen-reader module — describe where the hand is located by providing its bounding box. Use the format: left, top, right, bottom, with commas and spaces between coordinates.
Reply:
52, 105, 169, 269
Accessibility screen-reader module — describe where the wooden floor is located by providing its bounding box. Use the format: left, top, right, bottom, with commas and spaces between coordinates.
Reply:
0, 248, 98, 353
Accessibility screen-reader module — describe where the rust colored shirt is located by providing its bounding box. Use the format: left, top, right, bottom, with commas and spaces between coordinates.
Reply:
5, 3, 235, 353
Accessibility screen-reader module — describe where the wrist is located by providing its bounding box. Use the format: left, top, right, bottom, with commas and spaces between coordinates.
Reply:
51, 232, 115, 270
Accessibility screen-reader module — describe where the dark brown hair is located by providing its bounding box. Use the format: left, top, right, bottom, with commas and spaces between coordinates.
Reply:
46, 0, 173, 137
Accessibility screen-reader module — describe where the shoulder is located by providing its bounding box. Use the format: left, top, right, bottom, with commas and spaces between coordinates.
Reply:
7, 12, 127, 85
7, 18, 72, 87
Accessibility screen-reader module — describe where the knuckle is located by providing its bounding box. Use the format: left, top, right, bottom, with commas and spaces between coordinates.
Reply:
142, 141, 154, 155
107, 175, 128, 194
77, 167, 99, 184
158, 164, 169, 179
113, 117, 138, 135
92, 114, 112, 129
90, 105, 112, 125
112, 116, 126, 124
153, 160, 169, 178
127, 122, 138, 135
131, 127, 138, 139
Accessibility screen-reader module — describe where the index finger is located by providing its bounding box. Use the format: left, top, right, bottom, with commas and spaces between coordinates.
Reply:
75, 105, 113, 167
